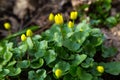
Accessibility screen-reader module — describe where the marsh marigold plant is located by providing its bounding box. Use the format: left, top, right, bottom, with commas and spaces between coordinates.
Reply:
1, 7, 120, 79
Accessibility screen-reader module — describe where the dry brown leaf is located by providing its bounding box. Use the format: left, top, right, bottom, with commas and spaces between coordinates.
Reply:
13, 0, 35, 19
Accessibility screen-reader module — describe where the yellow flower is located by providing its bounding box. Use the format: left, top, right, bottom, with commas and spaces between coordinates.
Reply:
68, 21, 74, 28
21, 34, 26, 41
4, 22, 11, 30
70, 11, 78, 20
26, 29, 33, 37
55, 69, 62, 78
49, 13, 54, 22
55, 14, 64, 25
97, 66, 104, 73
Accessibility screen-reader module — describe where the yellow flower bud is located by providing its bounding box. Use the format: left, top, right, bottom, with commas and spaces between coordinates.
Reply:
70, 11, 78, 20
55, 14, 64, 25
21, 34, 26, 41
4, 22, 11, 30
49, 13, 54, 22
26, 29, 33, 37
97, 66, 104, 73
68, 21, 74, 28
55, 69, 62, 78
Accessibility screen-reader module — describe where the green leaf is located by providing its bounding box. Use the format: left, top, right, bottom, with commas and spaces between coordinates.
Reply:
42, 24, 60, 41
72, 31, 89, 44
17, 60, 30, 68
0, 69, 9, 78
36, 69, 47, 79
39, 40, 48, 49
89, 28, 103, 46
79, 71, 93, 80
63, 74, 77, 80
27, 37, 33, 49
0, 65, 2, 72
53, 32, 62, 47
0, 58, 5, 66
106, 16, 117, 28
31, 58, 44, 69
82, 44, 96, 57
18, 43, 28, 53
72, 54, 87, 66
102, 46, 117, 58
90, 28, 102, 37
3, 51, 13, 65
32, 35, 42, 40
53, 61, 70, 75
6, 42, 13, 51
35, 49, 46, 58
0, 46, 3, 52
75, 20, 90, 32
63, 39, 80, 51
44, 50, 57, 65
28, 69, 47, 80
101, 62, 120, 75
62, 24, 73, 38
44, 75, 52, 80
28, 71, 35, 80
7, 60, 16, 67
12, 48, 25, 58
77, 67, 93, 80
43, 24, 63, 47
8, 67, 21, 76
69, 66, 78, 77
81, 58, 94, 68
55, 47, 74, 61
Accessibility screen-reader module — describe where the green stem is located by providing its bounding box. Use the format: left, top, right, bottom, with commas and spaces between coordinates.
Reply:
60, 24, 64, 40
4, 26, 39, 40
72, 20, 75, 32
8, 30, 12, 36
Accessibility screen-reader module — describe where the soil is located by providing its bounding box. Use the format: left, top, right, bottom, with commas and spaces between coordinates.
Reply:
0, 0, 120, 80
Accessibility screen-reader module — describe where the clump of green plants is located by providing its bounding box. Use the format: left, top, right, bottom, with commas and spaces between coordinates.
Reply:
0, 11, 120, 80
78, 0, 120, 28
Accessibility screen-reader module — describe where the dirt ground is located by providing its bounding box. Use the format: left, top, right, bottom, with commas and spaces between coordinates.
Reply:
0, 0, 120, 80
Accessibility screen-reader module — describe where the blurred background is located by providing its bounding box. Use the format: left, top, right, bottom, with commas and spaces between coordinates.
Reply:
0, 0, 119, 37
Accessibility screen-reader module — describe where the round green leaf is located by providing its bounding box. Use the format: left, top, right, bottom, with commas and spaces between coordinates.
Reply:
0, 69, 9, 78
31, 58, 44, 69
72, 54, 87, 66
27, 37, 33, 49
44, 50, 57, 65
7, 60, 16, 67
53, 61, 70, 75
28, 69, 47, 80
17, 60, 30, 68
39, 40, 48, 49
8, 67, 21, 76
101, 62, 120, 75
18, 43, 28, 53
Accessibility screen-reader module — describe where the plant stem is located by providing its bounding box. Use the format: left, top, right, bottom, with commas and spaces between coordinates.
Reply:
60, 24, 64, 40
3, 26, 39, 40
